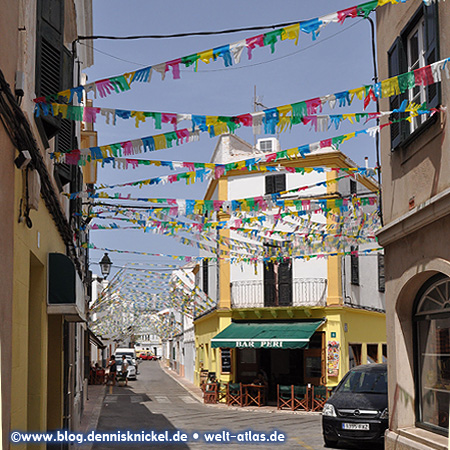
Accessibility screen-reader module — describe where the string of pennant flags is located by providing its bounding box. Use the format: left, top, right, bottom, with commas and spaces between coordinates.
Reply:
35, 99, 425, 132
79, 1, 446, 337
72, 171, 371, 207
87, 207, 379, 240
51, 99, 436, 166
92, 166, 378, 191
84, 242, 384, 264
33, 0, 434, 105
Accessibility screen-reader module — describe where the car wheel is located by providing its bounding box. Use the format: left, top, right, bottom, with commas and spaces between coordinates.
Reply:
323, 436, 339, 448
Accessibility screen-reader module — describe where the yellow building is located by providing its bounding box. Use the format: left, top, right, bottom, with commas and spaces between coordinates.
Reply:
0, 1, 94, 448
194, 135, 387, 396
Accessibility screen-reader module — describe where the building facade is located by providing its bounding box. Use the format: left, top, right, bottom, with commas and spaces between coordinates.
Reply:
0, 0, 93, 447
194, 135, 387, 398
377, 0, 450, 448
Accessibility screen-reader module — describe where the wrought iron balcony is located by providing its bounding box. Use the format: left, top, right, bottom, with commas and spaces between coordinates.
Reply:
230, 278, 327, 308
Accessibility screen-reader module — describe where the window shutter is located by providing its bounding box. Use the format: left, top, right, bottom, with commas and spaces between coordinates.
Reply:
36, 0, 65, 141
424, 2, 440, 109
202, 259, 209, 294
264, 262, 276, 306
350, 246, 359, 285
265, 174, 286, 194
388, 37, 408, 149
278, 260, 292, 306
378, 253, 385, 293
274, 174, 286, 193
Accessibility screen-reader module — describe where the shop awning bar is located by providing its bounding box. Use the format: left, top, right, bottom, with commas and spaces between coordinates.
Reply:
211, 320, 325, 349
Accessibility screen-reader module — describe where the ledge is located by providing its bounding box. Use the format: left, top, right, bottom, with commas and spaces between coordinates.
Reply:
386, 427, 448, 450
377, 187, 450, 247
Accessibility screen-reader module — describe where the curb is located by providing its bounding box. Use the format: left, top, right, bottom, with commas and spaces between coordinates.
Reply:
159, 362, 204, 403
159, 363, 322, 416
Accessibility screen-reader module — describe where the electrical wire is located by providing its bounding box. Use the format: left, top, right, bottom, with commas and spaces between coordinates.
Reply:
76, 19, 309, 42
78, 18, 364, 70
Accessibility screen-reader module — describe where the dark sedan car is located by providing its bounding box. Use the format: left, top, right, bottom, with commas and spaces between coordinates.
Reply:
322, 363, 388, 447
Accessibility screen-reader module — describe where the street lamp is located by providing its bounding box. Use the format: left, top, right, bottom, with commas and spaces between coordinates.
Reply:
99, 253, 112, 279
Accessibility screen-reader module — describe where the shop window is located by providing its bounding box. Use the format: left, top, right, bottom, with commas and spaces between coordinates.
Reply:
414, 274, 450, 435
349, 344, 362, 369
367, 344, 379, 363
350, 246, 359, 285
388, 3, 439, 150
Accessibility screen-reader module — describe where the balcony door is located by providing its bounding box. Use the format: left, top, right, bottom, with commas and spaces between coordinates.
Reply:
264, 260, 292, 306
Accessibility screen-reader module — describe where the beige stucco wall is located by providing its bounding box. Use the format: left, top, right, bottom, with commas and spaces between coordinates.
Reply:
377, 0, 450, 225
380, 216, 450, 450
0, 1, 20, 449
377, 2, 450, 448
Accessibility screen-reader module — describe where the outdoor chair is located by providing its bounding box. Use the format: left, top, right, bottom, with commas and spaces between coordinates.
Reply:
95, 369, 106, 385
292, 385, 310, 411
199, 370, 209, 392
277, 385, 293, 410
203, 382, 218, 404
311, 385, 330, 412
226, 382, 243, 407
217, 382, 227, 403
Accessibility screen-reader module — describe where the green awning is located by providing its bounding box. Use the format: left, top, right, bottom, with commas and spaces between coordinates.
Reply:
211, 320, 325, 349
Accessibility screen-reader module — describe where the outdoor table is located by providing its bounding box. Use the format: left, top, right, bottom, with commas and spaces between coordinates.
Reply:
242, 384, 267, 407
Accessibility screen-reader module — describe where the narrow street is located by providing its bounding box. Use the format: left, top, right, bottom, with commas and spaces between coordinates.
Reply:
90, 362, 381, 450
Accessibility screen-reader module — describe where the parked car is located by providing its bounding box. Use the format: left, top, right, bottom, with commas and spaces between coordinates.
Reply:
116, 356, 137, 380
322, 363, 388, 447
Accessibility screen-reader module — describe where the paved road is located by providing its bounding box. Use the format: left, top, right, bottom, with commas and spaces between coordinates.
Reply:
93, 362, 378, 450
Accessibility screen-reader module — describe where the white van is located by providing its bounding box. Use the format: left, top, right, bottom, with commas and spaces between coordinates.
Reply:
115, 348, 136, 360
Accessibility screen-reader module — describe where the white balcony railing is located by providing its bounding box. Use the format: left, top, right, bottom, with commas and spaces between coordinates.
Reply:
230, 278, 327, 308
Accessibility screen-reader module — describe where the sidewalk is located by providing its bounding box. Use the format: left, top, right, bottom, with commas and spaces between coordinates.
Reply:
160, 363, 320, 416
78, 384, 106, 450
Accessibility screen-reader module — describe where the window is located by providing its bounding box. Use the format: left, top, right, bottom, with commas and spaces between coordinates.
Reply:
350, 246, 359, 285
202, 259, 209, 294
350, 179, 357, 195
367, 344, 379, 364
349, 344, 362, 369
407, 17, 427, 132
382, 344, 388, 363
378, 253, 385, 293
414, 275, 450, 435
265, 174, 286, 195
263, 258, 292, 307
259, 139, 274, 152
388, 3, 439, 149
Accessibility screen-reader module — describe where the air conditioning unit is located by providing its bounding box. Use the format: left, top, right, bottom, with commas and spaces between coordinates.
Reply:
256, 137, 280, 153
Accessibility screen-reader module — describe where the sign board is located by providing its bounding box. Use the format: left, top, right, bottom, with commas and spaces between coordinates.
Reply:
221, 348, 231, 373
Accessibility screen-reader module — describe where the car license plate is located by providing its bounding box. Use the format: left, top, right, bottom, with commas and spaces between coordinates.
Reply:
342, 423, 370, 430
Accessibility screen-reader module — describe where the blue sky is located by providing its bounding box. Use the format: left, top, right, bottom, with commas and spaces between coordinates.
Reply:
83, 0, 379, 277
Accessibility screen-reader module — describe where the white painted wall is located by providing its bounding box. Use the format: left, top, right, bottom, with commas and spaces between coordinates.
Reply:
198, 136, 385, 312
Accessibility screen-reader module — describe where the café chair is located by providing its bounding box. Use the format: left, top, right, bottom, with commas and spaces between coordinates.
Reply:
199, 369, 209, 392
203, 382, 218, 404
217, 382, 227, 403
95, 369, 106, 385
292, 385, 310, 411
311, 385, 330, 412
226, 382, 243, 407
277, 385, 293, 410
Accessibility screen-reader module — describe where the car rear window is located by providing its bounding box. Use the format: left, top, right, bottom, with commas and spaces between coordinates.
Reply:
337, 370, 387, 394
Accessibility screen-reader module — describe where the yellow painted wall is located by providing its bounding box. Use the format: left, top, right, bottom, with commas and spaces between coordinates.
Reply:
321, 307, 387, 386
12, 165, 66, 447
194, 310, 232, 385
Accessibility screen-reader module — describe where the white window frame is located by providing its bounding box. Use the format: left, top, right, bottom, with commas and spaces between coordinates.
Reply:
407, 17, 427, 133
